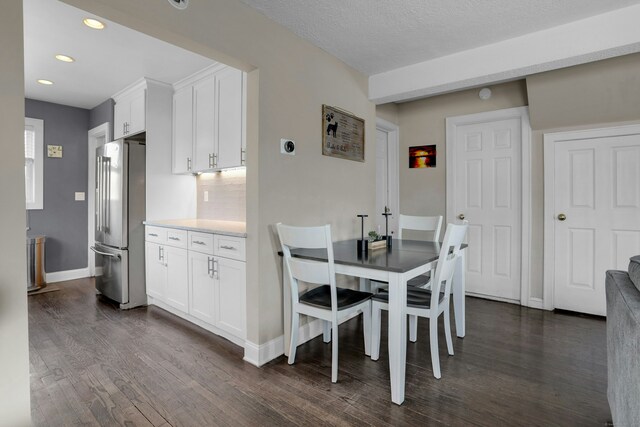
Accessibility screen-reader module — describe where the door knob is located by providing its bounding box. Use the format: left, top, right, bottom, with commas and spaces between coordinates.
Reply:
458, 214, 465, 220
557, 213, 567, 221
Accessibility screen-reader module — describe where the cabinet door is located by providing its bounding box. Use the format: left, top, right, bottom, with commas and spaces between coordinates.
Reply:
193, 75, 216, 171
215, 68, 244, 169
114, 100, 128, 140
215, 257, 246, 338
188, 251, 215, 324
145, 242, 166, 300
128, 89, 146, 136
172, 86, 194, 174
165, 246, 189, 313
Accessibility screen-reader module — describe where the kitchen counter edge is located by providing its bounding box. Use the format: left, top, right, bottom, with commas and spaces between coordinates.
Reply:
143, 221, 247, 238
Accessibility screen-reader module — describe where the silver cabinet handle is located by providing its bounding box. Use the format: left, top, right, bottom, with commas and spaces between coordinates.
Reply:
148, 233, 158, 237
90, 246, 121, 259
213, 258, 218, 279
187, 157, 191, 171
241, 149, 246, 165
208, 153, 213, 169
220, 245, 236, 250
192, 240, 206, 245
207, 257, 214, 278
168, 237, 181, 241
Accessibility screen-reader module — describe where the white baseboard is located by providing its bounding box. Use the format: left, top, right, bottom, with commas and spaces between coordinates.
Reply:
526, 297, 548, 310
243, 312, 360, 367
46, 267, 90, 283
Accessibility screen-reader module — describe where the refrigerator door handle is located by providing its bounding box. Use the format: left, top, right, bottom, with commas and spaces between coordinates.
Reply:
104, 157, 111, 232
90, 246, 121, 259
96, 155, 102, 232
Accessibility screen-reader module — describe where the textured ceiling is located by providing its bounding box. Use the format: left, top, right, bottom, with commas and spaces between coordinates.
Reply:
239, 0, 640, 75
24, 0, 215, 109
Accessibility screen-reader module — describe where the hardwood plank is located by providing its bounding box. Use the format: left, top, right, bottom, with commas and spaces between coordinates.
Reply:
28, 279, 611, 426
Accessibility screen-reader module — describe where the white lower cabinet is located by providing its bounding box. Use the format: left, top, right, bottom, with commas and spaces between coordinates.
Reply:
145, 226, 246, 345
165, 246, 189, 312
215, 257, 246, 338
189, 251, 215, 324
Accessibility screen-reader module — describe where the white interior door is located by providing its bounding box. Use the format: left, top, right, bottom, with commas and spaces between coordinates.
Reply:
449, 110, 526, 302
549, 128, 640, 316
375, 119, 399, 237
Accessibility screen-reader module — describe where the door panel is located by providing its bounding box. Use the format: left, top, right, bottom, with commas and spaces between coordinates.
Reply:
165, 246, 189, 312
453, 116, 522, 301
216, 67, 243, 169
189, 251, 215, 324
145, 242, 166, 300
193, 75, 216, 171
173, 86, 193, 174
553, 133, 640, 315
96, 141, 127, 248
95, 244, 128, 304
215, 257, 246, 338
375, 127, 398, 236
128, 90, 146, 136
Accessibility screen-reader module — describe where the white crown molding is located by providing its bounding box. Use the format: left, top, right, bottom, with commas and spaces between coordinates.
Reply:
369, 4, 640, 104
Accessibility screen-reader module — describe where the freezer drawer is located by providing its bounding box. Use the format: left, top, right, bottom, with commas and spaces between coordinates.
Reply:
93, 244, 129, 304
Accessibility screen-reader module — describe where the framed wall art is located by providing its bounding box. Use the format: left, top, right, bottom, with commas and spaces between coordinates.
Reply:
409, 145, 436, 168
322, 104, 365, 162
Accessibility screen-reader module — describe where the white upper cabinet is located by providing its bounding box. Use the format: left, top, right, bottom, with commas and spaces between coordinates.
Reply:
215, 67, 244, 169
172, 86, 194, 174
172, 65, 245, 173
114, 80, 147, 139
193, 75, 216, 171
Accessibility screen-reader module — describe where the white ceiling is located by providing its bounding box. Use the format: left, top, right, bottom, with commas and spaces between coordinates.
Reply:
24, 0, 215, 109
239, 0, 640, 76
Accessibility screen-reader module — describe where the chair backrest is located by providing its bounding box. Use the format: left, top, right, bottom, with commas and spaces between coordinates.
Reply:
277, 223, 338, 311
429, 222, 468, 310
398, 214, 443, 242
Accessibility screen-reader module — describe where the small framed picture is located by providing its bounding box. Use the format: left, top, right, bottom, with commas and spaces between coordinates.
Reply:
409, 145, 436, 168
322, 105, 365, 162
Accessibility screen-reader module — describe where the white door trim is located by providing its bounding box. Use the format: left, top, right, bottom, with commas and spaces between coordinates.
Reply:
543, 122, 640, 311
376, 117, 400, 231
87, 123, 110, 276
446, 106, 532, 307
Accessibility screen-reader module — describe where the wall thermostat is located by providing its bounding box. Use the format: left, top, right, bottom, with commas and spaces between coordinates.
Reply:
280, 139, 296, 155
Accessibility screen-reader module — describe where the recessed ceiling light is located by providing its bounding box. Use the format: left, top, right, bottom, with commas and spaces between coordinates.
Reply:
55, 54, 75, 63
83, 18, 105, 30
37, 79, 54, 85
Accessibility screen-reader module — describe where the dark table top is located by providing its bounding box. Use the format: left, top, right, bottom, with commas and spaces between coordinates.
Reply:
282, 239, 466, 273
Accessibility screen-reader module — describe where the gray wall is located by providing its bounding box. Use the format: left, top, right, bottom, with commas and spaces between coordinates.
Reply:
89, 98, 114, 139
25, 99, 90, 273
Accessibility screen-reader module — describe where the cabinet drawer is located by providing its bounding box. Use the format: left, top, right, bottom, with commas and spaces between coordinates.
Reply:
145, 226, 167, 243
214, 235, 246, 261
166, 229, 188, 248
189, 231, 214, 254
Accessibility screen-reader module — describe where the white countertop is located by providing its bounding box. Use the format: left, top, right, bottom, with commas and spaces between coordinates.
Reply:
143, 219, 247, 237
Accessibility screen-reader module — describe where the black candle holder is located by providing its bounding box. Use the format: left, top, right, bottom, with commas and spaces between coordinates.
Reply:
356, 214, 368, 256
382, 206, 392, 248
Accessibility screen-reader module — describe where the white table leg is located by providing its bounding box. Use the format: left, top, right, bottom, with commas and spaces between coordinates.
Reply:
283, 258, 292, 357
387, 272, 407, 405
453, 249, 466, 338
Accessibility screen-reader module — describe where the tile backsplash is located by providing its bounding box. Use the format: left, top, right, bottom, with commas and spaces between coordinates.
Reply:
197, 169, 246, 222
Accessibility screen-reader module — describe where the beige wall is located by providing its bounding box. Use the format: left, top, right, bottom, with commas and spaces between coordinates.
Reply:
61, 0, 376, 344
384, 53, 640, 303
391, 80, 528, 218
0, 1, 31, 425
376, 102, 399, 125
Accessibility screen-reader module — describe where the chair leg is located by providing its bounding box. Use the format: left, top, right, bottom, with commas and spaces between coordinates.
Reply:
362, 302, 372, 356
288, 312, 299, 365
323, 320, 331, 343
331, 318, 339, 383
409, 315, 418, 343
429, 316, 441, 379
371, 303, 381, 361
444, 304, 454, 356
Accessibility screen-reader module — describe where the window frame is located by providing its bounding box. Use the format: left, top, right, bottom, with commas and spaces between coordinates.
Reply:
25, 117, 44, 210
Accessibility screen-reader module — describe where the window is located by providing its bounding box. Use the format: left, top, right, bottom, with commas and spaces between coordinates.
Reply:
25, 117, 44, 210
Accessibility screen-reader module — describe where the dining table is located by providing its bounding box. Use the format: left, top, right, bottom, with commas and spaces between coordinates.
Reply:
281, 238, 467, 405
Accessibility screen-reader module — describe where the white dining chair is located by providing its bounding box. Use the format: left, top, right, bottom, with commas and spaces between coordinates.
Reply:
370, 222, 468, 379
277, 223, 373, 383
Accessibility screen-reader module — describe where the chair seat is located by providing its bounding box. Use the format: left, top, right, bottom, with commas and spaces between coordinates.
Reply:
372, 287, 445, 309
300, 285, 372, 310
407, 272, 431, 288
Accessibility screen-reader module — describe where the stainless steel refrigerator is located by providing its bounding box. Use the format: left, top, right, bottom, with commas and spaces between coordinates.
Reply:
91, 139, 147, 309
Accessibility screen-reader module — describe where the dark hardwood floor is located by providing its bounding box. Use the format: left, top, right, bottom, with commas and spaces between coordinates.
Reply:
28, 278, 610, 426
